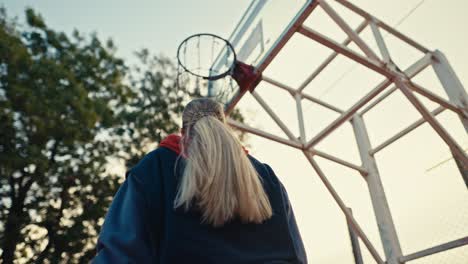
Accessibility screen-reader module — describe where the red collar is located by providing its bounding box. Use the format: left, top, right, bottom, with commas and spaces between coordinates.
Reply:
159, 134, 183, 155
159, 134, 249, 155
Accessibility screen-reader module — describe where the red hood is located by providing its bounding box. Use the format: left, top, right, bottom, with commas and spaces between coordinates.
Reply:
159, 134, 248, 155
159, 134, 183, 155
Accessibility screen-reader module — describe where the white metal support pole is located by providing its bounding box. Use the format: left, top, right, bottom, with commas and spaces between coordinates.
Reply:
395, 78, 468, 169
351, 114, 403, 264
297, 20, 368, 92
371, 106, 446, 155
399, 236, 468, 262
360, 53, 433, 115
295, 93, 307, 143
304, 77, 393, 149
409, 82, 465, 116
228, 118, 303, 149
309, 149, 368, 175
346, 208, 364, 264
262, 76, 345, 113
319, 0, 381, 62
431, 50, 468, 129
303, 151, 385, 264
334, 0, 430, 53
431, 50, 468, 185
369, 19, 391, 63
251, 90, 298, 141
298, 26, 393, 78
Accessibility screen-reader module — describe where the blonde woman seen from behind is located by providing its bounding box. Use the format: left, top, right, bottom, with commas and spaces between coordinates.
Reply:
94, 98, 307, 264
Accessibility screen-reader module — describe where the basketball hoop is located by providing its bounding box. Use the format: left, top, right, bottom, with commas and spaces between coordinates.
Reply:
176, 33, 261, 107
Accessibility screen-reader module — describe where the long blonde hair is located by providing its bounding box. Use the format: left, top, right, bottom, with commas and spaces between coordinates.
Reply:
174, 98, 272, 227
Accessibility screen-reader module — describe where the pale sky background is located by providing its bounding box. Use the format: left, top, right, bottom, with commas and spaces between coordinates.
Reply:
4, 0, 468, 263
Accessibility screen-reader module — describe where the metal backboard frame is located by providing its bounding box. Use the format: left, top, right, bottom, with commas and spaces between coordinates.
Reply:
214, 0, 468, 263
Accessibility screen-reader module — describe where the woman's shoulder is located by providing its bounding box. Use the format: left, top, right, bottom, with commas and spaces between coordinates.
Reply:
247, 155, 281, 186
126, 147, 179, 181
247, 155, 274, 173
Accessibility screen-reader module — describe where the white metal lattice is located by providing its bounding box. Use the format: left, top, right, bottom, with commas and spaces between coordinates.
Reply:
225, 1, 468, 263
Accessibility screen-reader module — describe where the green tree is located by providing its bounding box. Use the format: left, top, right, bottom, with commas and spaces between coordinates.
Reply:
119, 49, 185, 168
0, 7, 245, 263
0, 7, 132, 263
0, 7, 187, 263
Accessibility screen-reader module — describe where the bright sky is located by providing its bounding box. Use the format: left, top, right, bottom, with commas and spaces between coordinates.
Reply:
5, 0, 468, 263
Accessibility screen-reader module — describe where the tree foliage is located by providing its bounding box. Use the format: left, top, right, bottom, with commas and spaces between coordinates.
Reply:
0, 7, 199, 263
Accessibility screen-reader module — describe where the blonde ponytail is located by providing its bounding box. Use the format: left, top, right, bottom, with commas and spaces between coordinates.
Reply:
174, 98, 272, 227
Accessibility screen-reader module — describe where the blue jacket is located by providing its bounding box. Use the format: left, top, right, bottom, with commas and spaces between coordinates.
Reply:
93, 147, 307, 263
